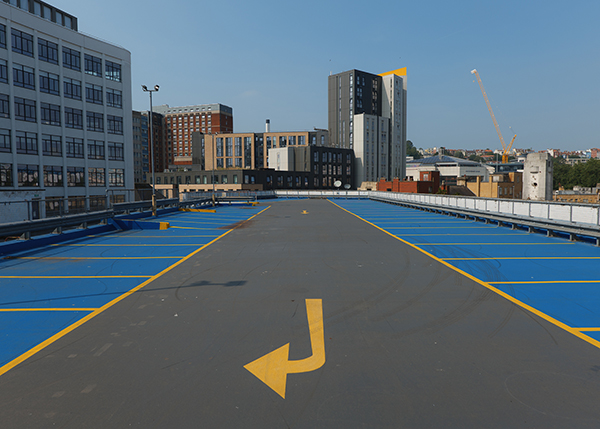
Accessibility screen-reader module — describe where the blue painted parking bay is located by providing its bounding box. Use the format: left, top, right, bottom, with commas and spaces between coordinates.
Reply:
333, 199, 600, 347
0, 204, 266, 372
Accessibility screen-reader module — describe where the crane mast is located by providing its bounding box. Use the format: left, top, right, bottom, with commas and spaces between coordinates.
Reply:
471, 69, 516, 163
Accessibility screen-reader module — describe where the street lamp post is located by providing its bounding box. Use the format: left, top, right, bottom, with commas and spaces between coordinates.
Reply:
142, 85, 159, 216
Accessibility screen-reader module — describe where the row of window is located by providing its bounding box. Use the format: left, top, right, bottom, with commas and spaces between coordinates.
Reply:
0, 60, 122, 107
0, 128, 124, 159
0, 163, 124, 188
0, 25, 121, 81
0, 96, 123, 133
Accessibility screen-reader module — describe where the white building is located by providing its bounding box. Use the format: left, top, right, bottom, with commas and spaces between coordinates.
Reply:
523, 152, 553, 201
0, 0, 132, 221
406, 155, 490, 184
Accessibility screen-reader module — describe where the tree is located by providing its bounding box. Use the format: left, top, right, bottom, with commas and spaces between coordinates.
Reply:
406, 140, 422, 159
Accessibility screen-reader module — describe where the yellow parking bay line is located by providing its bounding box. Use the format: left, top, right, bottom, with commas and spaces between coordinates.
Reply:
51, 243, 213, 247
401, 233, 518, 236
0, 308, 97, 312
420, 242, 574, 246
577, 328, 600, 332
329, 200, 600, 351
0, 205, 271, 378
0, 275, 152, 279
442, 256, 600, 261
489, 280, 600, 285
5, 256, 184, 260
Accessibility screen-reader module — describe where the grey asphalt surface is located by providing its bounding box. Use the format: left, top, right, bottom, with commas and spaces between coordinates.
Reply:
2, 198, 600, 428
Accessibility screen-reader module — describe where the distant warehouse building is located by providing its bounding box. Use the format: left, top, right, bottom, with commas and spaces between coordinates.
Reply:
0, 0, 132, 220
406, 155, 489, 186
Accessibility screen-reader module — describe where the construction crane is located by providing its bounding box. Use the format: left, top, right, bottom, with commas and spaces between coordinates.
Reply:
471, 69, 516, 163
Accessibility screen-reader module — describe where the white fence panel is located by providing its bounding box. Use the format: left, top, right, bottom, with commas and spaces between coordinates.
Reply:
548, 204, 572, 223
499, 201, 513, 215
570, 206, 598, 225
529, 203, 548, 220
513, 202, 530, 217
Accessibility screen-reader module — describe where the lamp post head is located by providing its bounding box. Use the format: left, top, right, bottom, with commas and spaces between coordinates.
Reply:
154, 85, 159, 91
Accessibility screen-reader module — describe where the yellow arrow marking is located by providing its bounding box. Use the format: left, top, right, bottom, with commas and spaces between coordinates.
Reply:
244, 299, 325, 399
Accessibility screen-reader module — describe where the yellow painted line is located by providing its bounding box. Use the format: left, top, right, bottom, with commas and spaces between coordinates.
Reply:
0, 205, 271, 378
443, 256, 600, 261
0, 308, 97, 312
179, 208, 217, 213
329, 200, 600, 351
419, 242, 574, 246
490, 280, 600, 285
401, 233, 519, 236
51, 244, 212, 247
170, 226, 223, 230
6, 256, 183, 260
577, 328, 600, 332
87, 235, 220, 238
0, 275, 152, 279
385, 226, 492, 229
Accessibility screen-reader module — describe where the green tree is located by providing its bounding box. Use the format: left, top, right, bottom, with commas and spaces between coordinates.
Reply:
406, 140, 422, 159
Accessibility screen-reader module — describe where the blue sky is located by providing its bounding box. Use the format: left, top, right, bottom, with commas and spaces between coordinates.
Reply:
53, 0, 598, 151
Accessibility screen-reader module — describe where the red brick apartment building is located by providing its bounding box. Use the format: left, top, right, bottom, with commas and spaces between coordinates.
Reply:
153, 104, 233, 166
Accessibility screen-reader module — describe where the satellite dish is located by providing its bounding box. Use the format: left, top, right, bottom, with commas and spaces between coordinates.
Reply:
334, 180, 342, 188
344, 184, 351, 190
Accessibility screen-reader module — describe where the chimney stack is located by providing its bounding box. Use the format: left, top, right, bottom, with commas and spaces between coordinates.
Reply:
266, 119, 270, 133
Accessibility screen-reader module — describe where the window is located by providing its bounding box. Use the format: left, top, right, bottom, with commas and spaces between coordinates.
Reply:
88, 167, 105, 186
16, 131, 37, 154
108, 142, 124, 160
14, 98, 36, 122
0, 163, 12, 187
42, 134, 62, 156
18, 164, 39, 188
11, 29, 33, 57
216, 137, 223, 157
105, 61, 121, 82
38, 38, 58, 64
0, 59, 7, 83
39, 71, 60, 95
108, 168, 124, 187
13, 64, 35, 89
107, 115, 123, 135
64, 77, 81, 100
65, 107, 83, 129
86, 112, 103, 132
289, 136, 296, 146
84, 54, 102, 77
234, 137, 242, 156
0, 129, 10, 152
63, 47, 80, 71
41, 103, 61, 126
279, 136, 287, 147
106, 88, 122, 108
0, 24, 6, 49
0, 94, 8, 118
67, 166, 85, 186
44, 165, 63, 187
88, 140, 105, 159
66, 137, 84, 158
85, 83, 103, 104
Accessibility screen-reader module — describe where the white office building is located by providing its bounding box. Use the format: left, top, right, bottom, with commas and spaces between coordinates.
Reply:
0, 0, 132, 220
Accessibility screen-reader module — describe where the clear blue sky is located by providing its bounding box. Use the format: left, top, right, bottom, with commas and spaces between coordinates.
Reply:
53, 0, 598, 151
